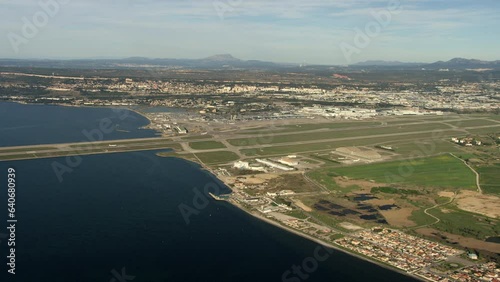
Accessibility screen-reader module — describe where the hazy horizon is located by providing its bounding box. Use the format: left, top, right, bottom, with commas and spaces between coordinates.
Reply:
1, 54, 498, 66
2, 0, 499, 64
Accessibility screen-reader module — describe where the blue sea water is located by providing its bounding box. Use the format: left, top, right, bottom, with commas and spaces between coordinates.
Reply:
0, 102, 157, 147
0, 102, 418, 282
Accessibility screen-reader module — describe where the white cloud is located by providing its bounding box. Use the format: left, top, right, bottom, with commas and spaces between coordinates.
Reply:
1, 0, 499, 63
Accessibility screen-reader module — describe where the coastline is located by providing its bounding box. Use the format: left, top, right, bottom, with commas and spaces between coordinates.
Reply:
194, 161, 427, 282
2, 101, 153, 124
0, 101, 451, 281
2, 101, 157, 134
125, 106, 153, 124
230, 200, 426, 282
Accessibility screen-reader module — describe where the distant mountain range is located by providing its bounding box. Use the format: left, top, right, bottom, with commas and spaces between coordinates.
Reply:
352, 60, 423, 67
352, 58, 500, 70
425, 58, 500, 70
0, 54, 285, 70
0, 55, 499, 71
113, 53, 277, 68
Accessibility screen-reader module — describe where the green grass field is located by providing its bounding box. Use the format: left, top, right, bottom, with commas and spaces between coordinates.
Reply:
181, 135, 213, 140
194, 151, 240, 164
239, 121, 381, 135
240, 130, 464, 157
390, 140, 464, 156
409, 209, 438, 227
476, 164, 500, 195
189, 141, 226, 150
404, 116, 461, 122
241, 141, 337, 156
311, 154, 477, 190
465, 126, 500, 134
427, 207, 500, 239
371, 186, 422, 195
229, 123, 452, 146
447, 119, 500, 128
306, 171, 360, 193
285, 210, 309, 220
306, 170, 340, 191
488, 115, 500, 121
277, 121, 381, 132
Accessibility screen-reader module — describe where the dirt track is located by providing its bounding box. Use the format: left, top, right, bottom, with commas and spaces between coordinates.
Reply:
417, 228, 500, 253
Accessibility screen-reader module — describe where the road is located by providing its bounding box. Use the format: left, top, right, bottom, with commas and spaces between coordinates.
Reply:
449, 153, 483, 194
411, 195, 455, 230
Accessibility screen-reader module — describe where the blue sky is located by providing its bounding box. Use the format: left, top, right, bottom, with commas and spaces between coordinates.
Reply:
1, 0, 499, 64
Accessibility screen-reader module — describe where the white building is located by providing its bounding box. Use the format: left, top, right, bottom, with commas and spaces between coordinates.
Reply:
233, 161, 250, 170
278, 157, 299, 166
279, 190, 295, 196
256, 159, 294, 171
175, 126, 188, 134
233, 161, 267, 172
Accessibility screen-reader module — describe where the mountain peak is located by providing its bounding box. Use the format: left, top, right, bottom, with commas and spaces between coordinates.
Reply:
203, 54, 241, 62
448, 58, 479, 64
426, 58, 500, 70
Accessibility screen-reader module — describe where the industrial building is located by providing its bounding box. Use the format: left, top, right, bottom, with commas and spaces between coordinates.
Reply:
233, 161, 266, 172
255, 159, 294, 171
175, 126, 188, 134
278, 157, 299, 166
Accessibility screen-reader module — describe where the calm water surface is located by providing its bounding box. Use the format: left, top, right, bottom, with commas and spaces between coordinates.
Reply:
0, 102, 157, 147
0, 103, 419, 282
